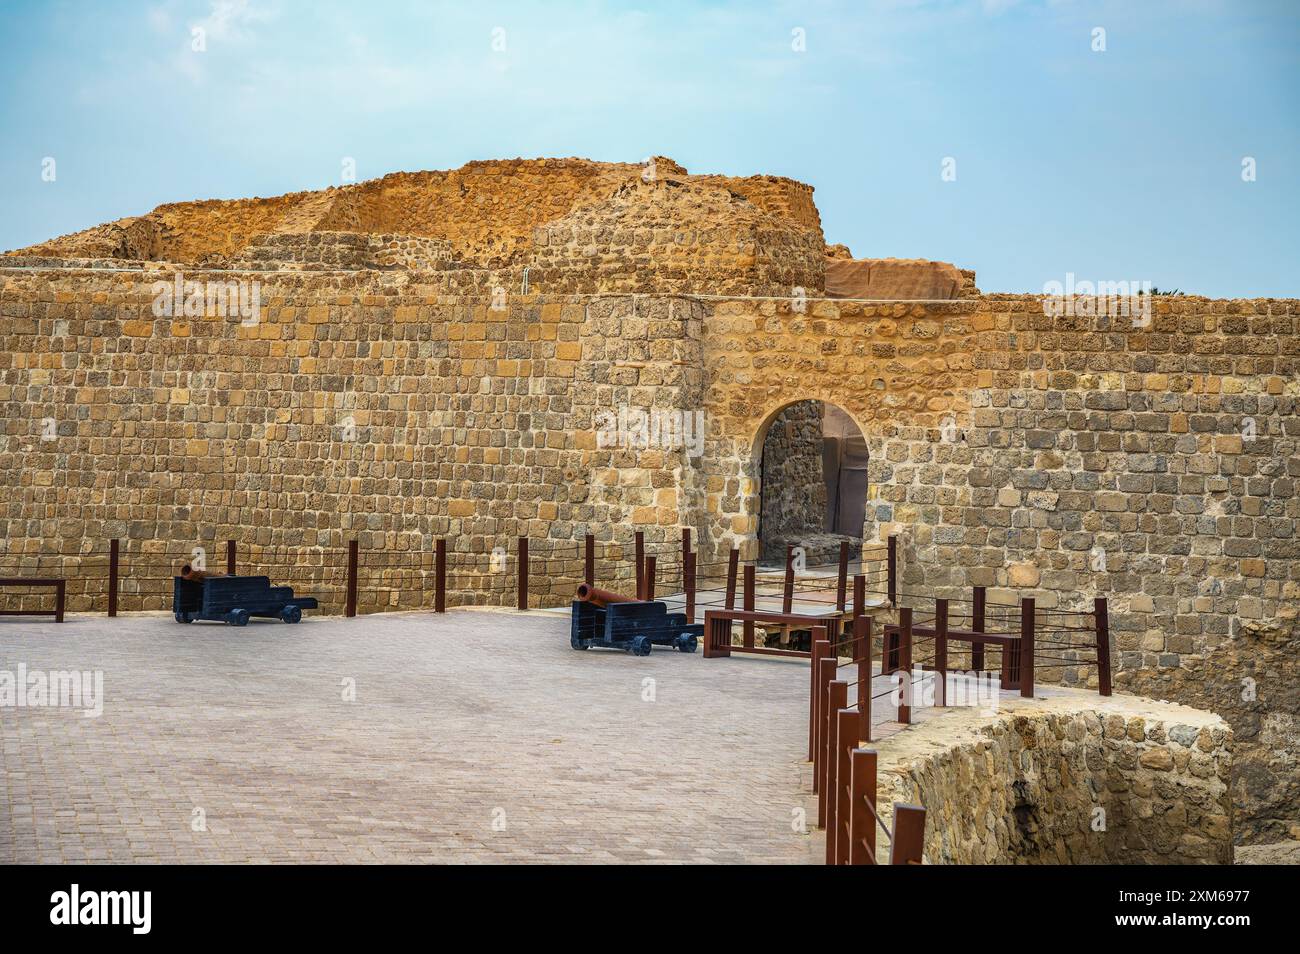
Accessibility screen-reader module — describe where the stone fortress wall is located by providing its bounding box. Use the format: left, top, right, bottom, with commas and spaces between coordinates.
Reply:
2, 155, 1297, 846
875, 695, 1234, 864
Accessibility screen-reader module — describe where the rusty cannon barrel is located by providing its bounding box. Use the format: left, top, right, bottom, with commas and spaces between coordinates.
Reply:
180, 564, 227, 582
574, 583, 640, 608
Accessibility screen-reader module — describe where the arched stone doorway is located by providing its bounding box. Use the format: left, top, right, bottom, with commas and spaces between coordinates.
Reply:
755, 399, 869, 565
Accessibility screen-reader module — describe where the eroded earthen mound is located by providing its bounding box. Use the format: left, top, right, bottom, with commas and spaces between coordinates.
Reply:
6, 155, 976, 298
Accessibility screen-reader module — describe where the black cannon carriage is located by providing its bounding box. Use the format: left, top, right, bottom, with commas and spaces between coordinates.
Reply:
173, 574, 318, 626
570, 595, 702, 656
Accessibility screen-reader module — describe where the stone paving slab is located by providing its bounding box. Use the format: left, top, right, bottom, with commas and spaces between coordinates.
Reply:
0, 610, 823, 864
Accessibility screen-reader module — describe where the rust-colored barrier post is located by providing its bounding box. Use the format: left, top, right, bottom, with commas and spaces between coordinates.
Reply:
890, 805, 927, 865
887, 535, 897, 606
681, 527, 691, 566
634, 531, 644, 599
782, 545, 795, 615
856, 615, 873, 742
517, 537, 529, 611
809, 629, 829, 761
108, 538, 119, 618
684, 552, 696, 624
821, 679, 847, 835
898, 607, 913, 724
226, 539, 236, 575
853, 573, 865, 619
1020, 597, 1035, 698
1003, 644, 1018, 689
345, 540, 358, 618
644, 555, 656, 602
1095, 597, 1112, 696
935, 598, 949, 708
55, 579, 66, 623
814, 654, 836, 802
972, 585, 986, 672
435, 538, 447, 613
849, 749, 878, 865
835, 540, 849, 613
743, 563, 755, 648
833, 708, 856, 865
584, 534, 595, 588
703, 612, 732, 659
724, 548, 739, 610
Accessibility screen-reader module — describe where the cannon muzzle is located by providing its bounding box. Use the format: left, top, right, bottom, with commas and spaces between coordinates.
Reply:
180, 564, 226, 582
575, 584, 640, 608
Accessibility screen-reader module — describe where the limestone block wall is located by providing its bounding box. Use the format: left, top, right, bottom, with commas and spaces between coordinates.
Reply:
697, 293, 1297, 839
1, 269, 1296, 838
0, 266, 699, 613
874, 695, 1234, 864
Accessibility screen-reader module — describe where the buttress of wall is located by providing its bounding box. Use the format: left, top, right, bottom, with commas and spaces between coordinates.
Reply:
0, 267, 693, 610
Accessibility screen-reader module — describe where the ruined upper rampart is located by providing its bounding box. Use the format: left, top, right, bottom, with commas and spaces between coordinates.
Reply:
5, 156, 830, 293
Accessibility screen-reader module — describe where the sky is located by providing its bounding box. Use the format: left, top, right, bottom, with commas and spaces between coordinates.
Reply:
0, 0, 1296, 297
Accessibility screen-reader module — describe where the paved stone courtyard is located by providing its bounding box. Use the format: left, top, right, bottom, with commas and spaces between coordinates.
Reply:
1, 609, 823, 864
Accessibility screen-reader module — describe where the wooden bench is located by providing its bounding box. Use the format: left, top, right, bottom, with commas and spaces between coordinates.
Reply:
0, 578, 67, 622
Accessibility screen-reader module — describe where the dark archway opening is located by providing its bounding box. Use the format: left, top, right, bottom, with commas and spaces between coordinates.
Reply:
757, 400, 868, 565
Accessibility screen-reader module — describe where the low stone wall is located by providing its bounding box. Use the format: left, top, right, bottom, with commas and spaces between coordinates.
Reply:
873, 691, 1233, 864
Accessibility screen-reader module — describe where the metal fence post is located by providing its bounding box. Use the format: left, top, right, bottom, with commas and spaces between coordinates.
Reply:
856, 615, 873, 742
684, 551, 696, 624
887, 535, 897, 606
836, 540, 849, 613
834, 708, 856, 865
345, 541, 358, 618
972, 585, 986, 672
1095, 597, 1112, 696
725, 548, 739, 610
435, 538, 446, 613
935, 598, 948, 708
898, 607, 913, 724
783, 544, 795, 614
821, 678, 847, 835
809, 630, 829, 761
1020, 597, 1035, 698
743, 563, 755, 647
517, 537, 529, 611
850, 749, 878, 865
890, 805, 927, 865
634, 531, 644, 599
108, 538, 119, 617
